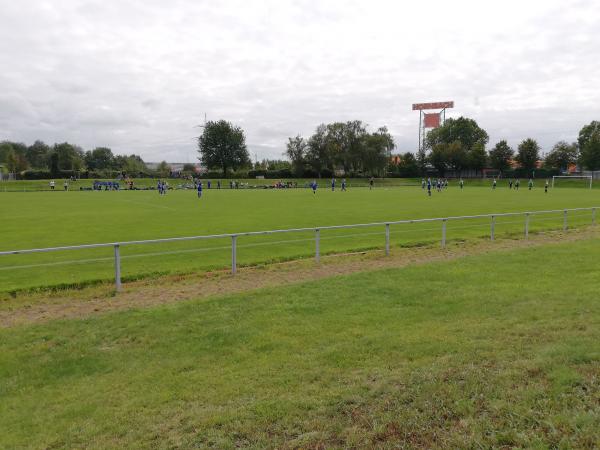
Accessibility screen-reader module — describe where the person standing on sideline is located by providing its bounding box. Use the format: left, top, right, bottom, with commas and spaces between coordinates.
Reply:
311, 180, 317, 194
492, 179, 497, 190
50, 180, 55, 190
197, 181, 202, 198
63, 180, 68, 191
509, 179, 513, 189
515, 179, 520, 190
157, 180, 162, 195
217, 180, 221, 189
331, 178, 335, 191
421, 178, 426, 189
427, 178, 432, 197
545, 179, 549, 193
459, 178, 464, 189
341, 179, 346, 191
207, 180, 211, 189
369, 177, 374, 190
528, 178, 533, 190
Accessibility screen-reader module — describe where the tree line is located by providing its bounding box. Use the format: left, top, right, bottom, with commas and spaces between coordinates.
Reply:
198, 118, 600, 179
198, 119, 394, 178
0, 140, 151, 178
395, 118, 600, 177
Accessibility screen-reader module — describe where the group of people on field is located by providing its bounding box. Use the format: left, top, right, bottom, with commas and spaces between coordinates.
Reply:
48, 180, 70, 191
421, 177, 550, 197
156, 180, 169, 195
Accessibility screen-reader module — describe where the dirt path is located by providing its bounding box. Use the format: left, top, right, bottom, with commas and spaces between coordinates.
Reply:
1, 228, 597, 328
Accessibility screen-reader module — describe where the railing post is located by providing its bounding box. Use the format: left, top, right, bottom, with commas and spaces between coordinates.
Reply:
385, 223, 390, 256
441, 219, 447, 248
315, 229, 320, 263
231, 235, 237, 274
593, 208, 596, 226
114, 244, 121, 291
563, 209, 568, 231
491, 215, 495, 241
525, 213, 530, 239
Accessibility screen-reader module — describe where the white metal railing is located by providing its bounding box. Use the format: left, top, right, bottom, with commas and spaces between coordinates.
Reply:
0, 207, 597, 291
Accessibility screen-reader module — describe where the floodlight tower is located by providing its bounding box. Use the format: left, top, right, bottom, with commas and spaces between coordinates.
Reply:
412, 101, 454, 152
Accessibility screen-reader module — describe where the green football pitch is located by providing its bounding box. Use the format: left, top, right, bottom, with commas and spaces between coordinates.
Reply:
1, 184, 599, 292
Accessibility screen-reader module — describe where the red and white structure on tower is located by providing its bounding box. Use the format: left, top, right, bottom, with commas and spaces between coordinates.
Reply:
412, 101, 454, 152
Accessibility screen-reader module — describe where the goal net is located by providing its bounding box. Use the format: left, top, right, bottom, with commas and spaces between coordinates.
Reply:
551, 176, 592, 189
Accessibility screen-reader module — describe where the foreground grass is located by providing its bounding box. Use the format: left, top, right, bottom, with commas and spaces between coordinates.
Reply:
1, 186, 599, 292
1, 239, 599, 448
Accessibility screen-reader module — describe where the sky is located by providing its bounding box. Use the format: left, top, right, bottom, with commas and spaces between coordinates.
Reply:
1, 0, 599, 162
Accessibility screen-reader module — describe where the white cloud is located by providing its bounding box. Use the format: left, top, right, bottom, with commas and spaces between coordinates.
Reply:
0, 0, 599, 160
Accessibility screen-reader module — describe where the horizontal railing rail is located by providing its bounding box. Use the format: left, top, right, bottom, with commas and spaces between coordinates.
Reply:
1, 207, 598, 291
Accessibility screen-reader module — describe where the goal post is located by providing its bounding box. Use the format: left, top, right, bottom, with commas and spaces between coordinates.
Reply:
551, 175, 592, 189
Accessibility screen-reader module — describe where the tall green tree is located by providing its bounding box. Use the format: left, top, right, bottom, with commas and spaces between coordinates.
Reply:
416, 147, 427, 175
156, 161, 171, 177
306, 124, 331, 177
446, 140, 467, 175
362, 127, 394, 176
468, 142, 488, 176
425, 117, 489, 173
516, 138, 540, 174
577, 121, 600, 152
394, 152, 420, 177
5, 147, 18, 173
0, 142, 14, 165
285, 135, 307, 177
579, 131, 600, 171
429, 143, 449, 176
85, 147, 115, 171
544, 141, 578, 171
115, 154, 147, 174
26, 140, 51, 168
426, 117, 489, 152
489, 140, 514, 175
198, 120, 250, 176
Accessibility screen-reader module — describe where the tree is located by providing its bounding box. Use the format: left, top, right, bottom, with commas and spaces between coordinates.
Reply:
115, 154, 147, 175
426, 117, 489, 153
394, 152, 420, 177
544, 141, 578, 171
85, 147, 115, 171
306, 124, 331, 177
429, 143, 449, 176
446, 140, 467, 175
0, 141, 28, 171
577, 121, 600, 152
489, 140, 514, 175
362, 127, 395, 176
182, 163, 196, 172
516, 138, 540, 174
156, 161, 171, 177
579, 131, 600, 171
198, 120, 250, 176
5, 148, 18, 173
285, 135, 307, 176
52, 142, 84, 171
26, 140, 51, 169
468, 142, 488, 176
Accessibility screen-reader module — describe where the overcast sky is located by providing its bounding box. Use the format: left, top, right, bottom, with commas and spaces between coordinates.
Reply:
1, 0, 599, 162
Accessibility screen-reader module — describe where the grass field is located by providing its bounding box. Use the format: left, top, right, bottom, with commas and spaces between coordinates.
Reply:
1, 185, 599, 292
1, 238, 599, 448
